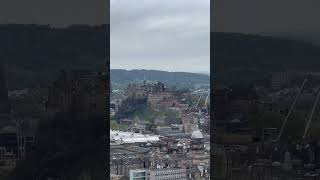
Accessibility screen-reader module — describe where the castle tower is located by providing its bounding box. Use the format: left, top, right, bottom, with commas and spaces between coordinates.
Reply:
0, 64, 9, 114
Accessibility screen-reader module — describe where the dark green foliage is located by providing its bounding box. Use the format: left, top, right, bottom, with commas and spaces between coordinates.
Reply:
0, 24, 108, 90
132, 105, 160, 123
110, 120, 129, 131
115, 96, 148, 120
111, 69, 209, 89
212, 32, 320, 86
114, 96, 182, 126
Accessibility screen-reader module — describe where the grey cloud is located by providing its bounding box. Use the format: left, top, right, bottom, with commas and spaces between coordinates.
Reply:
111, 0, 210, 73
213, 0, 320, 34
0, 0, 108, 26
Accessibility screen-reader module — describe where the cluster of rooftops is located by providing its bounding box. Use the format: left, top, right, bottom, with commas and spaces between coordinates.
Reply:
110, 130, 160, 144
110, 129, 205, 145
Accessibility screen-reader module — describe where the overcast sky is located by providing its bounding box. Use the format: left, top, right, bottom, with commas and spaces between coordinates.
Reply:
0, 0, 108, 27
110, 0, 210, 73
213, 0, 320, 37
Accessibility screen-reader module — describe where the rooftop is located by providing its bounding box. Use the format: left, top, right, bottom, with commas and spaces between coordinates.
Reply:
110, 130, 160, 144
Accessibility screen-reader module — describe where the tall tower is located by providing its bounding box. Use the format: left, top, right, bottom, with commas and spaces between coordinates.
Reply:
0, 64, 9, 114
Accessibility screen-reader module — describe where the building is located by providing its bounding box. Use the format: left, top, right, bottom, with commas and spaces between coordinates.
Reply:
147, 92, 173, 107
0, 125, 35, 161
124, 81, 174, 108
271, 72, 291, 90
148, 168, 187, 180
125, 84, 148, 99
110, 98, 123, 114
47, 70, 107, 120
129, 169, 147, 180
110, 174, 126, 180
110, 98, 122, 118
155, 95, 178, 108
129, 168, 187, 180
124, 81, 165, 98
190, 130, 204, 150
110, 144, 151, 177
110, 130, 160, 144
0, 64, 37, 167
156, 126, 182, 136
0, 126, 17, 160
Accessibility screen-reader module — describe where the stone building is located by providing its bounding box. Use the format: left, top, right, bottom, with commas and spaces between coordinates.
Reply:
47, 70, 107, 120
124, 84, 147, 99
148, 168, 187, 180
271, 72, 292, 90
0, 123, 36, 162
110, 144, 151, 177
0, 64, 37, 170
124, 81, 174, 108
111, 174, 126, 180
190, 130, 204, 150
147, 92, 173, 107
129, 168, 187, 180
124, 81, 165, 98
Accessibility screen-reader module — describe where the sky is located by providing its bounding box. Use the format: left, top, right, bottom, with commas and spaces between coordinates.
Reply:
110, 0, 210, 73
213, 0, 320, 44
2, 0, 319, 72
0, 0, 108, 27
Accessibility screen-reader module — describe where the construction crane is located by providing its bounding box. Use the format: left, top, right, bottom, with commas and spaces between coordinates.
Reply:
303, 88, 320, 139
14, 114, 25, 160
204, 92, 210, 107
276, 77, 308, 141
195, 89, 205, 107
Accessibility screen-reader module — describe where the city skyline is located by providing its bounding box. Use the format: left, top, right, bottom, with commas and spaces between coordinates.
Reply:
111, 0, 210, 73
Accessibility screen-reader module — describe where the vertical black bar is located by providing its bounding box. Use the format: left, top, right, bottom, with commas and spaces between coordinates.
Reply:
210, 1, 215, 179
106, 0, 111, 179
0, 0, 110, 179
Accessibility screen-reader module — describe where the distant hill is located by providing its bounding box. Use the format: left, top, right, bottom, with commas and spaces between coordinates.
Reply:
0, 24, 109, 89
212, 32, 320, 86
263, 31, 320, 46
111, 69, 210, 89
194, 71, 210, 76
